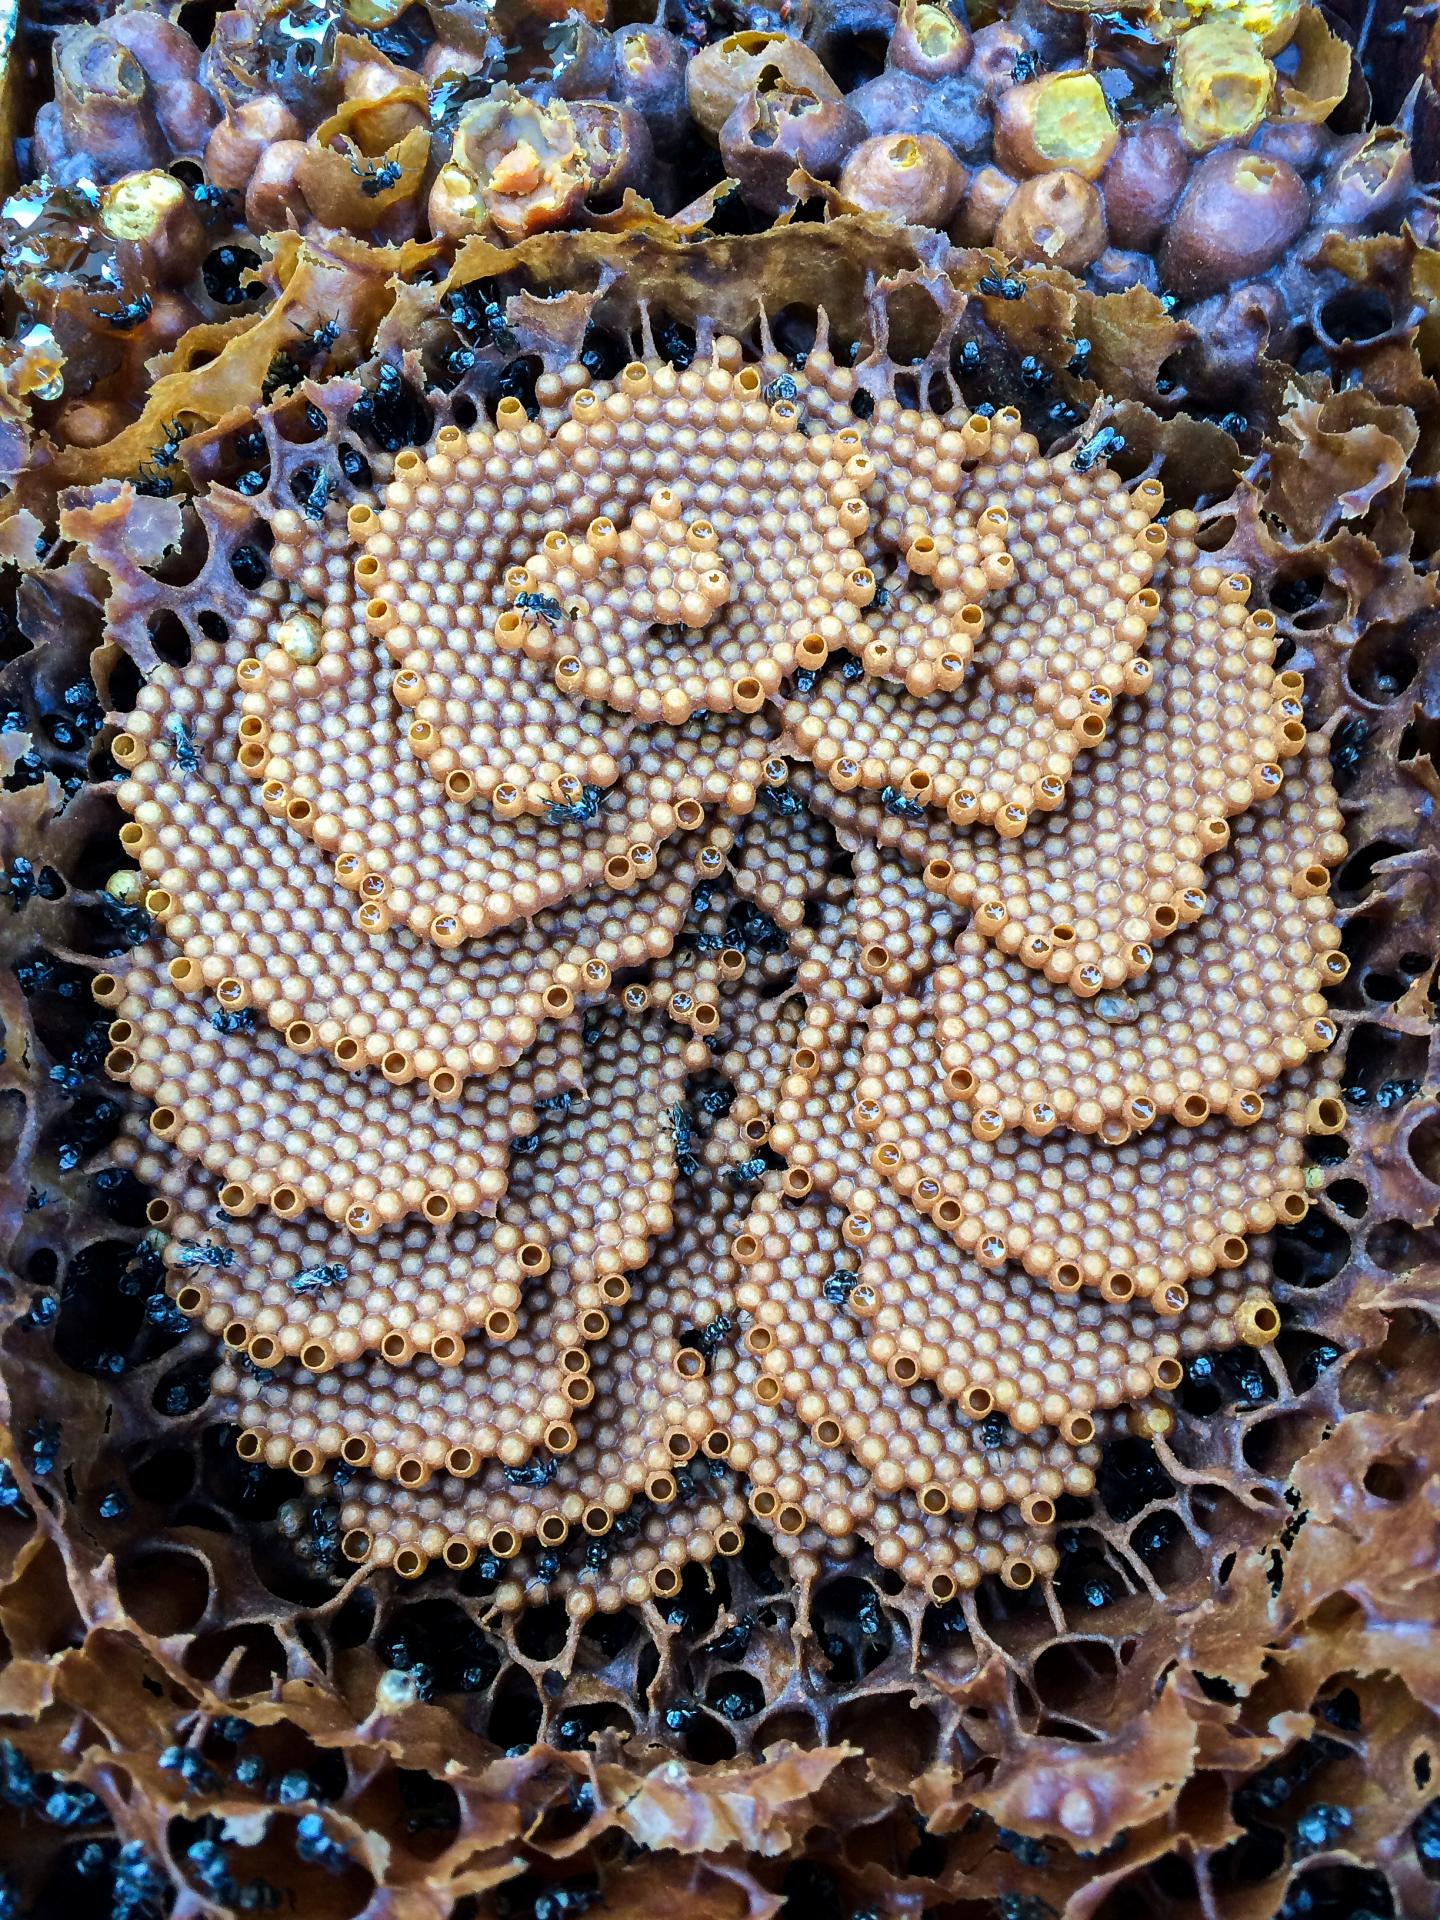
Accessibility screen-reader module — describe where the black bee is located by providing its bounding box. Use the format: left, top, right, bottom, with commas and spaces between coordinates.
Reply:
293, 462, 331, 521
547, 784, 603, 827
335, 446, 369, 492
292, 316, 342, 362
152, 419, 186, 466
514, 591, 564, 629
481, 301, 518, 355
176, 1242, 235, 1270
444, 285, 516, 355
1073, 424, 1126, 474
727, 1154, 769, 1186
823, 1267, 858, 1305
654, 320, 695, 369
762, 373, 798, 405
98, 292, 152, 331
669, 1103, 700, 1177
978, 271, 1026, 301
136, 417, 187, 494
288, 1263, 347, 1296
190, 181, 240, 226
211, 1008, 256, 1036
166, 718, 201, 773
505, 1456, 560, 1489
726, 899, 786, 955
709, 1611, 755, 1659
697, 1314, 733, 1358
354, 156, 403, 198
880, 785, 926, 820
760, 783, 805, 818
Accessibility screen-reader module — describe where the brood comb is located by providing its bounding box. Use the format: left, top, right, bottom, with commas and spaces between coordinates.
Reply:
100, 334, 1340, 1607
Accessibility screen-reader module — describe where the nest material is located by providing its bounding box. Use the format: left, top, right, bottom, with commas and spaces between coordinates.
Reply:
3, 50, 1440, 1902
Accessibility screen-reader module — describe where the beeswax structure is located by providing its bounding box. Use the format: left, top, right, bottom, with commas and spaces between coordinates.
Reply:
101, 335, 1340, 1609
